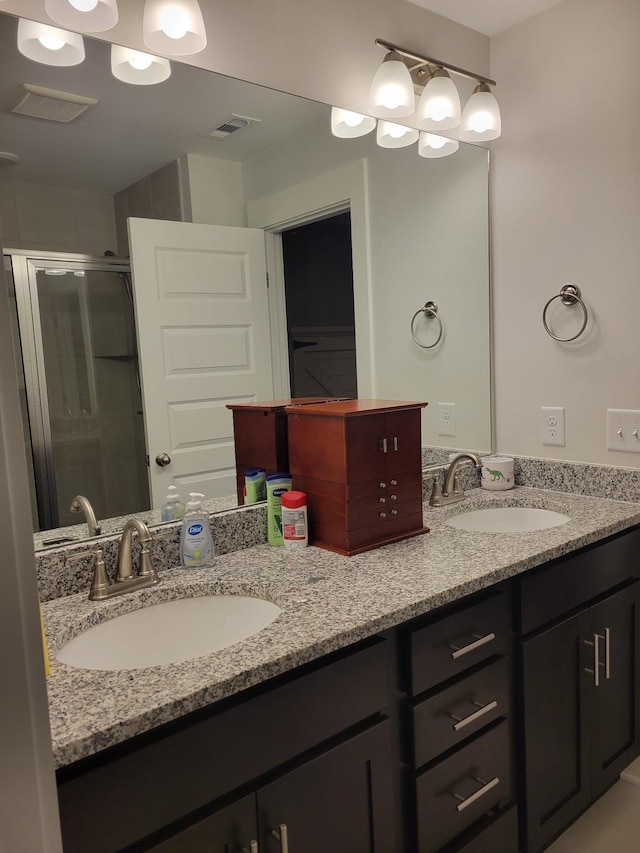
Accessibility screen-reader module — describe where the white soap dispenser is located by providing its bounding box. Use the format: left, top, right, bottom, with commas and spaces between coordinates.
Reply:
161, 485, 185, 522
180, 492, 214, 568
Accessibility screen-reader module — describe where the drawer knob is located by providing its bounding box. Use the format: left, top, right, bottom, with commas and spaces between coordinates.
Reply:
379, 497, 386, 504
379, 511, 387, 518
390, 479, 398, 486
452, 776, 500, 813
390, 508, 398, 516
450, 699, 498, 732
449, 632, 496, 660
379, 481, 387, 489
390, 494, 397, 501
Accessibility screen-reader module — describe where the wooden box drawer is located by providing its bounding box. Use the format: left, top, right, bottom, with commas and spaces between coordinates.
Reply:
519, 526, 640, 635
410, 591, 509, 696
453, 804, 518, 853
413, 657, 509, 767
416, 721, 512, 853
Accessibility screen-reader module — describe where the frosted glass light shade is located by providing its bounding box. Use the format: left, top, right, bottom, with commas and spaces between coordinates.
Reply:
376, 120, 419, 149
111, 45, 171, 84
331, 107, 376, 138
368, 56, 415, 119
45, 0, 118, 33
418, 132, 459, 159
459, 83, 502, 142
416, 70, 461, 131
143, 0, 207, 56
17, 19, 85, 66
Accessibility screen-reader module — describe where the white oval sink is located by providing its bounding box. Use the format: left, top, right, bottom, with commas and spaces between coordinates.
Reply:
445, 506, 571, 533
56, 595, 281, 671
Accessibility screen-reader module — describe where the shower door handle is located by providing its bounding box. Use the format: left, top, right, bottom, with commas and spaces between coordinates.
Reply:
155, 452, 171, 467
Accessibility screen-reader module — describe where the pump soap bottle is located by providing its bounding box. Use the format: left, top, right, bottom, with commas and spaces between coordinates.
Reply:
161, 485, 185, 521
180, 492, 214, 568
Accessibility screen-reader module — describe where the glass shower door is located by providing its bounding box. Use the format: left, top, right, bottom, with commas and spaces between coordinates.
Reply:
9, 253, 150, 531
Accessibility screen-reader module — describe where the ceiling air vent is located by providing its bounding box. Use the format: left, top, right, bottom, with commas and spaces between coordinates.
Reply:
198, 113, 261, 141
11, 84, 98, 123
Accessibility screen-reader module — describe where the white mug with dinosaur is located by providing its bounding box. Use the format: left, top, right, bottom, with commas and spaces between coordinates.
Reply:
480, 455, 515, 491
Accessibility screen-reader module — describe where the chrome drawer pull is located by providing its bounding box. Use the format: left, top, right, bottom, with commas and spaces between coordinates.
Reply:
393, 436, 399, 451
271, 824, 289, 853
449, 632, 496, 660
453, 776, 500, 813
605, 627, 611, 679
450, 699, 498, 732
241, 843, 258, 853
381, 438, 388, 453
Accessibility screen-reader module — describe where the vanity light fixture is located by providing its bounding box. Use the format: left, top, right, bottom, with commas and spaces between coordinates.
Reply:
376, 120, 419, 149
367, 51, 415, 119
371, 39, 501, 140
44, 0, 119, 33
142, 0, 207, 56
418, 132, 459, 159
17, 18, 85, 65
330, 107, 376, 138
459, 83, 501, 142
111, 45, 171, 84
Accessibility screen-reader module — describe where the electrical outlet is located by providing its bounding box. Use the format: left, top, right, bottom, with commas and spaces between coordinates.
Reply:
438, 402, 456, 437
606, 409, 640, 453
541, 406, 565, 446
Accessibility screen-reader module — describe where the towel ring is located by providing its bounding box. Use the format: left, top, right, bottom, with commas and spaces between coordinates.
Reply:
411, 301, 443, 349
542, 284, 588, 342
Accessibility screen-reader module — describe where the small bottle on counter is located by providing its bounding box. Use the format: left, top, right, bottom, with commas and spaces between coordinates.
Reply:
281, 490, 308, 549
244, 468, 267, 504
161, 485, 185, 521
266, 473, 292, 546
180, 492, 214, 568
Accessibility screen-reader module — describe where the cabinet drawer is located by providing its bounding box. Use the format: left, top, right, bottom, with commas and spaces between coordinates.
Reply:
416, 721, 512, 853
520, 526, 640, 634
413, 658, 509, 767
453, 804, 518, 853
410, 591, 509, 695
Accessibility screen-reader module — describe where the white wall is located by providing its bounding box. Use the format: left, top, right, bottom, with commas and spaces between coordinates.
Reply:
182, 154, 246, 226
491, 0, 640, 467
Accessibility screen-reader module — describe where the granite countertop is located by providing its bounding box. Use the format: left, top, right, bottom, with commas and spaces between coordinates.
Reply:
43, 486, 640, 770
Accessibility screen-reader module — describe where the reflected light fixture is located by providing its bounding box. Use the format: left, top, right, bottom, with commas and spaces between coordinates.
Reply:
376, 120, 419, 149
331, 107, 376, 138
44, 0, 119, 33
142, 0, 207, 56
111, 45, 171, 84
416, 68, 460, 132
459, 83, 501, 142
418, 132, 459, 159
17, 18, 85, 66
367, 51, 415, 119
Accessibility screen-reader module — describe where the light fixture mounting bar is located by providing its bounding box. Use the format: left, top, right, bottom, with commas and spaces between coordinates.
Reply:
375, 38, 496, 87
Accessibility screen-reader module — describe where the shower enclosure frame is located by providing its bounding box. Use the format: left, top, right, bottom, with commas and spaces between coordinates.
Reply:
6, 248, 143, 532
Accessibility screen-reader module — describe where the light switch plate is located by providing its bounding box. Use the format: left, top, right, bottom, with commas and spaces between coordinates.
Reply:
606, 409, 640, 453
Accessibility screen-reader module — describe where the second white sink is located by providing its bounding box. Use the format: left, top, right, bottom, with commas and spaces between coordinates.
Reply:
56, 595, 281, 671
445, 506, 571, 533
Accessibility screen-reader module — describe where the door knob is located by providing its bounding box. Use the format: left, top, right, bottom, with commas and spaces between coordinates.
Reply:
155, 452, 171, 467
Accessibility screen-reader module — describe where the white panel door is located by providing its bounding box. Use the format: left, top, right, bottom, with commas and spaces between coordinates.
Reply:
128, 218, 273, 506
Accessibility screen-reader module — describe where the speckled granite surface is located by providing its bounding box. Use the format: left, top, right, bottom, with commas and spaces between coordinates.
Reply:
43, 484, 640, 769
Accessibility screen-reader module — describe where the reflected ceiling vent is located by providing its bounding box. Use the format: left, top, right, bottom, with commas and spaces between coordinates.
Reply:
10, 84, 98, 123
197, 113, 261, 140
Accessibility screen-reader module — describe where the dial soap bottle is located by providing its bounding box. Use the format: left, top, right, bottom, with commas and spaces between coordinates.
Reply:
180, 492, 214, 568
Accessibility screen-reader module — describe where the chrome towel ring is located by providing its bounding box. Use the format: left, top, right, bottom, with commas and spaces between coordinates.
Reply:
411, 300, 443, 349
542, 284, 588, 342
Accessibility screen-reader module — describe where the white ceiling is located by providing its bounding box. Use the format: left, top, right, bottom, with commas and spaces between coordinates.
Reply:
405, 0, 567, 36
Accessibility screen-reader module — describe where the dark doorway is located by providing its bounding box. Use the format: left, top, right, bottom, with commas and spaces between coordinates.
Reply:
281, 211, 357, 398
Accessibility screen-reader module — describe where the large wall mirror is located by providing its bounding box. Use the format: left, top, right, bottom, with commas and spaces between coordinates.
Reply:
0, 11, 491, 546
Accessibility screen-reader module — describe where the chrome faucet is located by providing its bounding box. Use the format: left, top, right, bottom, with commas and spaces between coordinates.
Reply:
87, 518, 160, 601
429, 452, 482, 507
70, 495, 101, 537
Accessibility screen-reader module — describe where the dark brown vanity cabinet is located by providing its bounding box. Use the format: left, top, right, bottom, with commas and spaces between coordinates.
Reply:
519, 527, 640, 853
56, 639, 397, 853
403, 588, 519, 853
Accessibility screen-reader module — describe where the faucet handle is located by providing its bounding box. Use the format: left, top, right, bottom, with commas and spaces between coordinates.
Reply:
429, 479, 444, 507
87, 549, 112, 600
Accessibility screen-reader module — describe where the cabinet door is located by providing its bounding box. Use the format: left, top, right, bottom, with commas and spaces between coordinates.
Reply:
589, 581, 640, 797
149, 793, 257, 852
522, 610, 591, 853
257, 721, 394, 853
